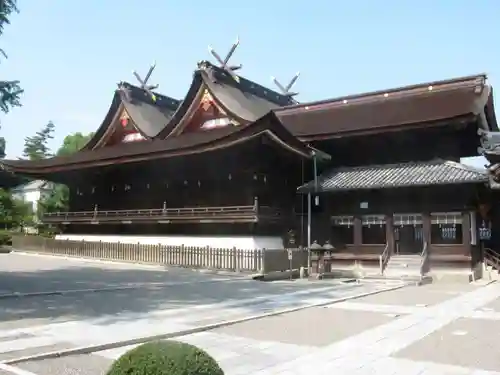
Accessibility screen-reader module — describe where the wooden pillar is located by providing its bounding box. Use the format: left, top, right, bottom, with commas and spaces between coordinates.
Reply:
462, 211, 471, 246
423, 212, 431, 249
385, 214, 394, 254
354, 216, 362, 250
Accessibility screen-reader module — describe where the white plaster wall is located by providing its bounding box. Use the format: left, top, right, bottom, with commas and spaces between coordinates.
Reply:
54, 234, 284, 250
12, 190, 41, 213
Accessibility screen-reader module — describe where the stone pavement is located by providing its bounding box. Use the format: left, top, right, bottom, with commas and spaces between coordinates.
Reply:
13, 281, 500, 375
6, 252, 499, 374
0, 252, 403, 375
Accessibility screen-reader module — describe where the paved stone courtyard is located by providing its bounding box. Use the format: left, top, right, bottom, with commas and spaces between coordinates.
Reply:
1, 252, 499, 374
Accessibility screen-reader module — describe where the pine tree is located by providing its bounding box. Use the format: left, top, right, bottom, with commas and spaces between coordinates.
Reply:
23, 121, 55, 160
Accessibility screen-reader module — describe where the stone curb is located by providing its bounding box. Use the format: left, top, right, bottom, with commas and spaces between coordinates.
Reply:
251, 269, 299, 281
1, 282, 406, 364
0, 277, 248, 300
0, 362, 38, 375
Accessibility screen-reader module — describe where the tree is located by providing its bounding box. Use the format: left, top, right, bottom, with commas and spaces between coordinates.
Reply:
23, 121, 55, 160
0, 0, 22, 158
0, 188, 33, 229
0, 136, 5, 158
37, 131, 93, 217
56, 132, 94, 156
37, 184, 68, 218
0, 0, 22, 115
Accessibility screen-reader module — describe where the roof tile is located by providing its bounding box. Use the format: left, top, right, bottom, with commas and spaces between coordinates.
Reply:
298, 160, 487, 193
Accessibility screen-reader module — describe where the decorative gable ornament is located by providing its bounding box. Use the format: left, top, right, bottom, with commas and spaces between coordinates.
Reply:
120, 112, 130, 127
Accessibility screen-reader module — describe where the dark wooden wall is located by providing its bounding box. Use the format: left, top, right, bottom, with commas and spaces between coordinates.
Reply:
64, 137, 309, 214
311, 121, 480, 171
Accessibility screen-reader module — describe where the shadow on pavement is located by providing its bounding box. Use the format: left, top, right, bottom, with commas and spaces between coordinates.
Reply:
0, 253, 347, 326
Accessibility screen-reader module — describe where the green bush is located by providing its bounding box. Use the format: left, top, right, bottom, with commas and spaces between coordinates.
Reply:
106, 340, 224, 375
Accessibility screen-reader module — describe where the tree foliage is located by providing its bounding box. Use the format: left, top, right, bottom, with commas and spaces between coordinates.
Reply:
37, 184, 68, 218
0, 188, 34, 229
37, 131, 94, 218
57, 132, 94, 156
23, 121, 55, 160
0, 0, 22, 159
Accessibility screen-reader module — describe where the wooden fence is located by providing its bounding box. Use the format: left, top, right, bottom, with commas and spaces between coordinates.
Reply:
12, 236, 309, 274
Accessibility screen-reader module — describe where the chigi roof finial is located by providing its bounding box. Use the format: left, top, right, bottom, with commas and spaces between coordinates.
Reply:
208, 36, 242, 82
132, 62, 159, 102
116, 82, 132, 102
271, 72, 300, 99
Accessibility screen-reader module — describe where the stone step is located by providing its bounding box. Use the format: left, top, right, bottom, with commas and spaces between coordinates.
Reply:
387, 260, 421, 266
386, 264, 421, 270
391, 255, 422, 262
362, 274, 432, 286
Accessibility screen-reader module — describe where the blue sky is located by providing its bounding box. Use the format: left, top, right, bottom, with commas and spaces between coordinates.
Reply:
1, 0, 499, 167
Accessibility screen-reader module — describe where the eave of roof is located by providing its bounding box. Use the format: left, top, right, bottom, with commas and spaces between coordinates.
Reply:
276, 74, 492, 139
1, 113, 312, 175
297, 159, 488, 193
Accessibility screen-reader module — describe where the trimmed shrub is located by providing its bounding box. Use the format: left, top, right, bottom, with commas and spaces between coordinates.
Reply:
106, 340, 224, 375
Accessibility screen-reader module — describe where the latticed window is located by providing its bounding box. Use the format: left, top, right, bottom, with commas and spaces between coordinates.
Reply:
332, 216, 354, 227
431, 212, 462, 224
362, 215, 385, 226
331, 216, 354, 245
431, 212, 463, 244
394, 213, 423, 226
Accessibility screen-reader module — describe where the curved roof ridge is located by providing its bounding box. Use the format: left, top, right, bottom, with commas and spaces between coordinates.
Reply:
119, 81, 181, 109
197, 61, 293, 106
277, 73, 487, 113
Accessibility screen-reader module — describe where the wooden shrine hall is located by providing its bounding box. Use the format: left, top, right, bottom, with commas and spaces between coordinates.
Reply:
1, 40, 498, 279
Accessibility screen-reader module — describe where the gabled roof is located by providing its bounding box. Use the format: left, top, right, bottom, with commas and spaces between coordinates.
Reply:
277, 74, 495, 140
157, 61, 294, 138
12, 180, 52, 192
83, 82, 181, 150
1, 112, 313, 177
298, 160, 488, 193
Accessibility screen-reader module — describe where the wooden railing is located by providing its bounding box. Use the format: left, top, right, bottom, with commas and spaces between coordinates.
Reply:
45, 205, 256, 219
419, 241, 429, 277
43, 204, 281, 222
484, 247, 500, 272
379, 243, 390, 275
